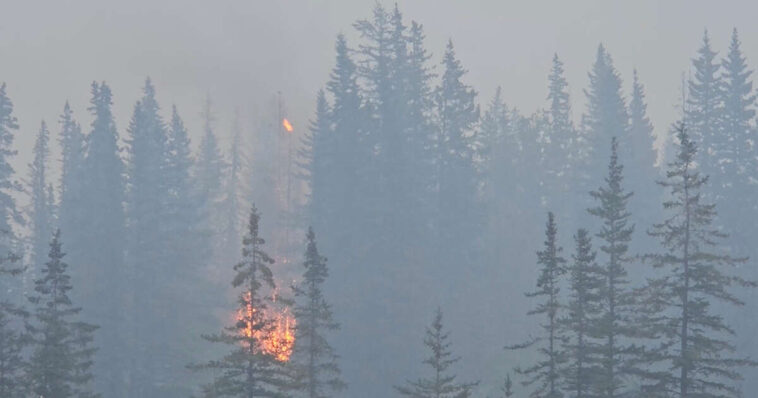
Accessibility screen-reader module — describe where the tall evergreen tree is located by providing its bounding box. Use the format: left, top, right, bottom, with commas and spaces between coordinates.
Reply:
28, 121, 54, 278
581, 45, 628, 190
197, 95, 226, 263
78, 81, 126, 397
544, 54, 575, 197
640, 123, 755, 398
191, 206, 290, 397
587, 138, 641, 398
222, 110, 244, 263
58, 102, 85, 263
0, 83, 25, 398
27, 230, 99, 398
512, 212, 567, 398
291, 227, 345, 398
434, 40, 481, 270
395, 308, 478, 398
686, 30, 723, 177
562, 228, 602, 398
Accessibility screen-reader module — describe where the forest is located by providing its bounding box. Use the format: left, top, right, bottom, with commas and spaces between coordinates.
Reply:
1, 2, 758, 398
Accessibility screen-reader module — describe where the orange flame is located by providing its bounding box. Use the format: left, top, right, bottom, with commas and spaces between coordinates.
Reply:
282, 118, 294, 133
237, 292, 296, 362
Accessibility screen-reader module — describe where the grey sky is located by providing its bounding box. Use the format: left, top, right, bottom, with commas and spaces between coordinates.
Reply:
1, 0, 754, 168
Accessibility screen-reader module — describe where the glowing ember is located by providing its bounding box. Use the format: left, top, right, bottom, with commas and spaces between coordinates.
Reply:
282, 118, 294, 132
238, 292, 296, 362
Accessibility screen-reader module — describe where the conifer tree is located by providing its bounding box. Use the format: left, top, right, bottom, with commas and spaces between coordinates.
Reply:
395, 308, 478, 398
581, 45, 628, 188
640, 122, 755, 398
544, 54, 575, 195
587, 137, 642, 398
291, 227, 345, 398
562, 228, 602, 398
686, 30, 723, 177
191, 206, 290, 397
501, 374, 514, 398
512, 212, 566, 398
222, 110, 244, 263
27, 230, 99, 398
197, 95, 226, 262
0, 83, 26, 398
434, 40, 481, 271
78, 81, 126, 397
57, 102, 85, 269
28, 121, 54, 277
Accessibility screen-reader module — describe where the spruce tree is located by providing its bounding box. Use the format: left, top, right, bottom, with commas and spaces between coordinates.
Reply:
197, 95, 226, 264
581, 45, 628, 189
686, 30, 723, 177
27, 230, 99, 398
0, 83, 26, 398
57, 102, 85, 274
562, 228, 602, 398
512, 212, 566, 398
587, 137, 642, 398
395, 308, 478, 398
544, 54, 575, 199
434, 40, 481, 273
191, 206, 290, 397
640, 122, 755, 398
28, 121, 54, 278
222, 110, 244, 263
291, 227, 345, 398
78, 81, 126, 397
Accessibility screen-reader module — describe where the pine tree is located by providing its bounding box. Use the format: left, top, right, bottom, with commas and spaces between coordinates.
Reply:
27, 230, 99, 398
686, 30, 723, 177
718, 29, 757, 240
512, 212, 567, 398
28, 121, 54, 278
57, 102, 85, 272
78, 81, 126, 397
562, 228, 602, 398
222, 110, 244, 263
640, 122, 755, 398
395, 308, 478, 398
582, 45, 628, 189
587, 137, 642, 398
0, 83, 26, 398
544, 54, 575, 195
191, 206, 290, 397
290, 227, 345, 398
0, 83, 23, 273
434, 40, 481, 271
197, 95, 226, 263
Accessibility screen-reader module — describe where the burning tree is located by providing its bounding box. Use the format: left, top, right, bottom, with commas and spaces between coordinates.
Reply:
190, 205, 293, 397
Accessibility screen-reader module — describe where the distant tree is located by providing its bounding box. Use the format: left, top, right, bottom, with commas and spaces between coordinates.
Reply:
395, 308, 478, 398
587, 137, 644, 398
0, 83, 26, 398
544, 54, 575, 199
57, 102, 85, 275
502, 373, 514, 398
221, 110, 244, 262
511, 212, 567, 398
28, 121, 55, 279
640, 123, 755, 398
191, 206, 290, 397
581, 45, 628, 189
561, 228, 602, 398
433, 40, 481, 271
78, 81, 126, 397
290, 227, 345, 398
686, 30, 723, 178
196, 95, 226, 262
27, 230, 99, 398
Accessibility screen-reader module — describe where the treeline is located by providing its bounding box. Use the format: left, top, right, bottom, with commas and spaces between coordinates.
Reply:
0, 1, 757, 397
303, 3, 758, 397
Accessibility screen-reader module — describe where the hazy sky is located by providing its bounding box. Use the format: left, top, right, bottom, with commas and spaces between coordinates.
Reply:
1, 0, 756, 169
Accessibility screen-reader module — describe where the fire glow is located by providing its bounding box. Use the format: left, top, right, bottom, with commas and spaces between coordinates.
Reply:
237, 292, 296, 362
282, 118, 294, 133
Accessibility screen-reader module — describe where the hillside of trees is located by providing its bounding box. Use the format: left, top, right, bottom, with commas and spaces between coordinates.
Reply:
1, 3, 757, 398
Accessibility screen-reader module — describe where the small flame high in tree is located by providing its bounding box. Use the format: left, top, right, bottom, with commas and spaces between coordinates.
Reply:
640, 123, 755, 398
290, 227, 345, 398
395, 308, 478, 398
191, 206, 292, 397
